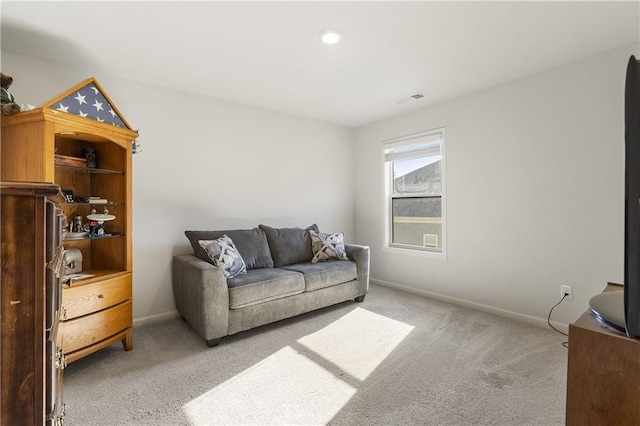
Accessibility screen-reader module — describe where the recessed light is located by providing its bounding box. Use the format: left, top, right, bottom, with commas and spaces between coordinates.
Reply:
319, 29, 342, 45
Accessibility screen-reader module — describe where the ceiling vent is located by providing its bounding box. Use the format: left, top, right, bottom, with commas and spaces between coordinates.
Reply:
394, 93, 426, 105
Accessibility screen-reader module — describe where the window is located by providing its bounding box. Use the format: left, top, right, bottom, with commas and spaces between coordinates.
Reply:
383, 128, 445, 254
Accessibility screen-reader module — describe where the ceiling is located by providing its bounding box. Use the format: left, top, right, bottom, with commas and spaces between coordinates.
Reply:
2, 1, 639, 128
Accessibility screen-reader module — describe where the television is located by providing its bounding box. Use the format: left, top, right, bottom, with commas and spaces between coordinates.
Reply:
589, 55, 640, 338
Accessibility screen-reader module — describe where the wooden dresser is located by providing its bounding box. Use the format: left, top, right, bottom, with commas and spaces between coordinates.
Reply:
566, 283, 640, 425
1, 78, 138, 363
1, 182, 66, 425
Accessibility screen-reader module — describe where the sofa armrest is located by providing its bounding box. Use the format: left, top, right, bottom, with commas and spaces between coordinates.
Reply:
172, 254, 229, 341
345, 244, 370, 297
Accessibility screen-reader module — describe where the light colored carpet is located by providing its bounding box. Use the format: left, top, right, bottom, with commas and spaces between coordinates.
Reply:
63, 284, 567, 425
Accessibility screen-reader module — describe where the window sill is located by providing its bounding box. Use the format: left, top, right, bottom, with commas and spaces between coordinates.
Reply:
382, 245, 447, 260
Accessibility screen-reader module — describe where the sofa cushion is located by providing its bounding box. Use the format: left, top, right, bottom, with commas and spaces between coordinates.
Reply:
280, 260, 357, 292
226, 268, 305, 309
309, 230, 349, 263
198, 235, 247, 278
186, 228, 274, 269
259, 224, 319, 267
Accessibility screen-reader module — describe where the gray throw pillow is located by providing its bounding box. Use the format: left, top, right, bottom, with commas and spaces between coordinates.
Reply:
259, 224, 319, 267
185, 228, 274, 269
309, 230, 349, 263
198, 235, 247, 278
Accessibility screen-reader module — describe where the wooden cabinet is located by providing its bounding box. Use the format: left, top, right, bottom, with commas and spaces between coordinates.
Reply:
566, 284, 640, 425
59, 275, 133, 362
1, 181, 66, 425
1, 78, 138, 363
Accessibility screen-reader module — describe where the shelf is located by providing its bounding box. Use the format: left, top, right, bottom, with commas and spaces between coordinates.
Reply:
62, 269, 128, 287
54, 164, 124, 175
62, 201, 124, 206
63, 232, 124, 242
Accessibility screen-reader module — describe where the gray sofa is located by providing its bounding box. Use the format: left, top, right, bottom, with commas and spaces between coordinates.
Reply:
172, 224, 370, 346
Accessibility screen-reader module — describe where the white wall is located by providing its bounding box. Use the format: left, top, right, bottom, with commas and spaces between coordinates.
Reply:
4, 43, 638, 330
2, 50, 355, 323
354, 44, 639, 328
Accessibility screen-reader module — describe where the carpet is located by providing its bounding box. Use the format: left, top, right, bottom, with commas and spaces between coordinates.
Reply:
63, 284, 567, 425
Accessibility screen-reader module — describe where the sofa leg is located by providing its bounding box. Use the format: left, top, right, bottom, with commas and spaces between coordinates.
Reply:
206, 338, 222, 347
354, 295, 366, 303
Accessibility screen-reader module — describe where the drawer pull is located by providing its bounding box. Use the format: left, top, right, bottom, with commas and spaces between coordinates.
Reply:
97, 294, 104, 299
55, 348, 67, 370
56, 403, 66, 426
60, 306, 67, 321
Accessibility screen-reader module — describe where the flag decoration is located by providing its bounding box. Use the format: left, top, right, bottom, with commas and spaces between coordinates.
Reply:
50, 81, 127, 128
41, 78, 132, 130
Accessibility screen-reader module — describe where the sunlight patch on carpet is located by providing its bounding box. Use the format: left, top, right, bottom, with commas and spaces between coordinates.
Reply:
298, 307, 414, 381
183, 346, 356, 425
183, 308, 413, 425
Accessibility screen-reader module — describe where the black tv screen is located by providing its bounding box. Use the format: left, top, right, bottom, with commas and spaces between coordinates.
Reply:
625, 55, 640, 338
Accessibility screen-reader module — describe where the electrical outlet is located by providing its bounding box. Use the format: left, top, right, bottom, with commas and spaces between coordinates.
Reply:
561, 285, 573, 300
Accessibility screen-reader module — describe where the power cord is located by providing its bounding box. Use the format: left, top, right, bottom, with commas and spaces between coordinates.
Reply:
547, 293, 569, 348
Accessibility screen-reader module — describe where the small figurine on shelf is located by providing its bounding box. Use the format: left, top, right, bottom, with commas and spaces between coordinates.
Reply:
86, 206, 115, 238
62, 189, 76, 203
82, 148, 98, 168
93, 220, 105, 237
72, 216, 83, 233
83, 218, 97, 236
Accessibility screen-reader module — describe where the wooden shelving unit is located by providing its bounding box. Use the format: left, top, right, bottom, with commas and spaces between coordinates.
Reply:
1, 78, 139, 363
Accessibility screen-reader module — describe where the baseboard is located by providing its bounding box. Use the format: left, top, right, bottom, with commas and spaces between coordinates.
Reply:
133, 310, 181, 327
371, 278, 569, 334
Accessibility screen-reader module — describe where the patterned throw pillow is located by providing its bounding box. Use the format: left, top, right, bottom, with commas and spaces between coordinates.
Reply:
198, 235, 247, 278
309, 230, 349, 263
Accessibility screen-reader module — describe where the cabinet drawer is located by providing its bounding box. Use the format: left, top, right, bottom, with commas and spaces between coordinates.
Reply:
62, 274, 131, 320
59, 300, 132, 354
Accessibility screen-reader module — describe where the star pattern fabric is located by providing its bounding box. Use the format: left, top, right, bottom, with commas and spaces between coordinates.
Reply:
53, 83, 127, 128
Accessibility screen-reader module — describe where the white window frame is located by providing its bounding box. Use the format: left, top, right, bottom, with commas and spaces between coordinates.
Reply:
382, 127, 446, 259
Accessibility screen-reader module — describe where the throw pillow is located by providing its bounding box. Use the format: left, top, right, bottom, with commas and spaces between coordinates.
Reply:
198, 235, 247, 278
259, 224, 319, 267
309, 230, 349, 263
185, 228, 274, 269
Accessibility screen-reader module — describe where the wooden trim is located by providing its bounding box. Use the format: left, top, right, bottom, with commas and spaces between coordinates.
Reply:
2, 108, 138, 146
1, 181, 63, 199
